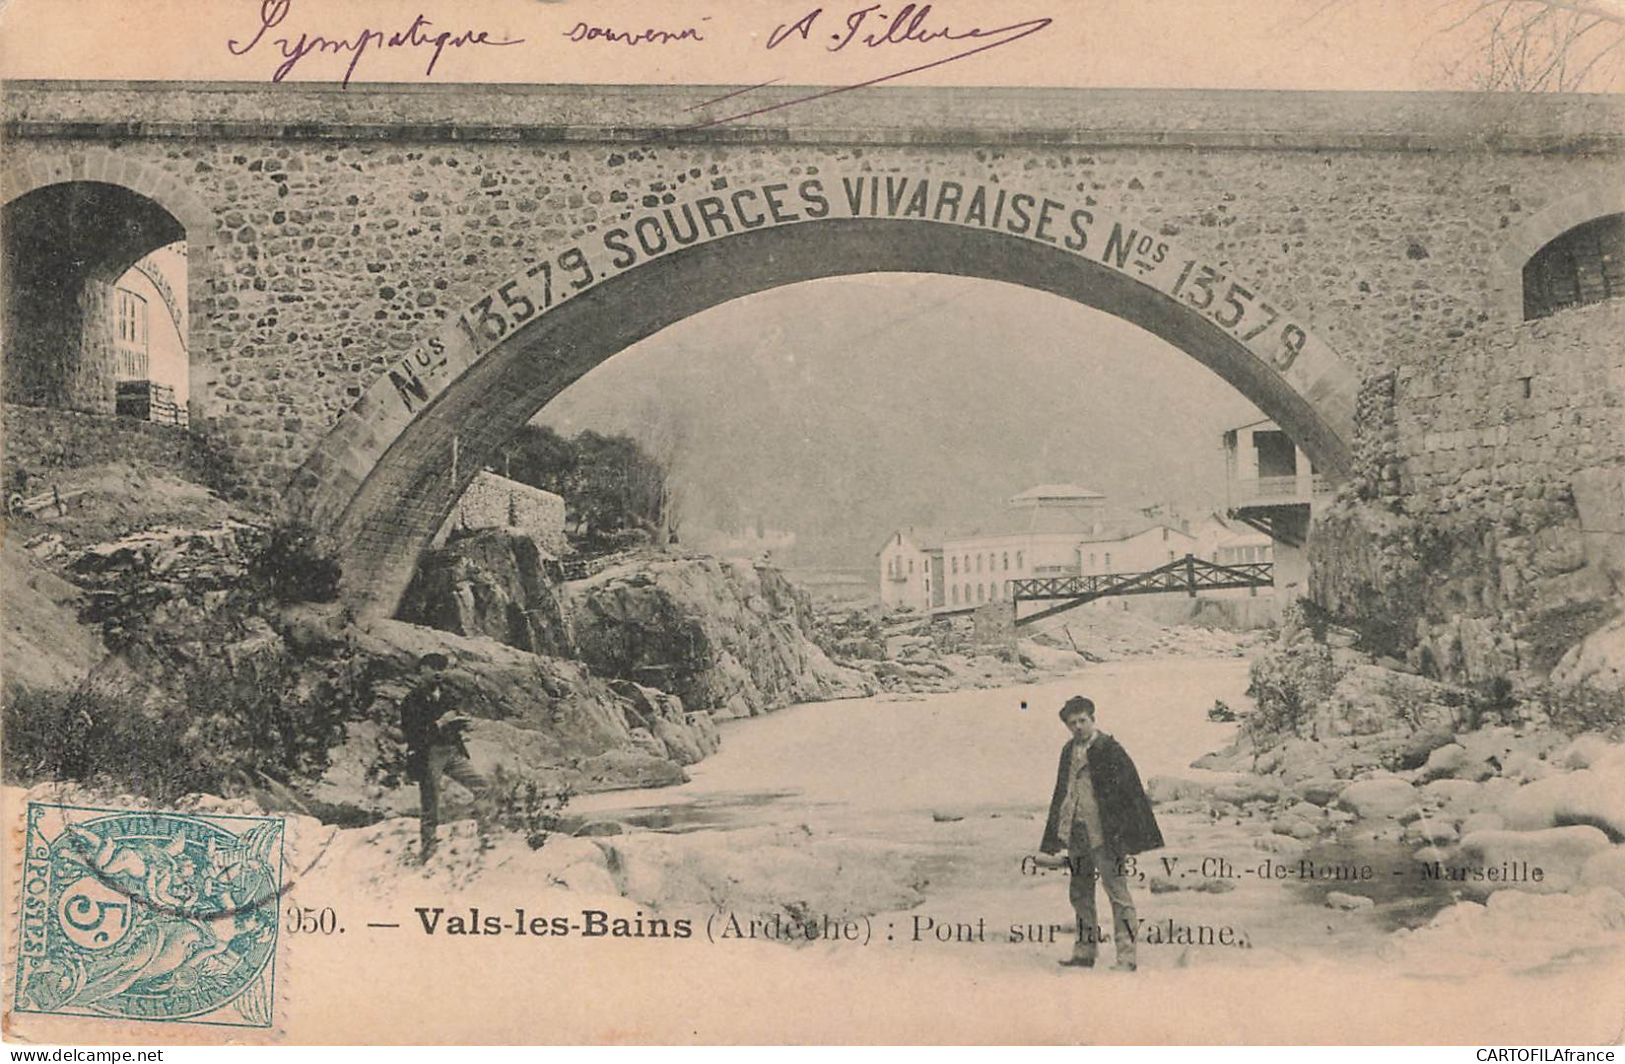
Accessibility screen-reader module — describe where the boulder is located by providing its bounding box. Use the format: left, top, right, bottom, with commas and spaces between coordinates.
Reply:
1459, 812, 1507, 834
1422, 778, 1490, 815
1579, 847, 1625, 893
1458, 726, 1520, 774
1556, 734, 1619, 771
1293, 777, 1345, 806
564, 557, 873, 717
1417, 743, 1468, 781
1454, 825, 1612, 894
1147, 776, 1210, 804
1336, 777, 1420, 820
397, 530, 578, 658
1548, 613, 1625, 693
1498, 770, 1625, 840
1403, 819, 1458, 846
1210, 776, 1285, 805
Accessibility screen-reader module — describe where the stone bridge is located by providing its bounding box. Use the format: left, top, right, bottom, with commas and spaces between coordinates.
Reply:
3, 81, 1621, 618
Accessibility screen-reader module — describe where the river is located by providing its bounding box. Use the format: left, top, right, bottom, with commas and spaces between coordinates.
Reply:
279, 654, 1622, 1041
574, 656, 1252, 829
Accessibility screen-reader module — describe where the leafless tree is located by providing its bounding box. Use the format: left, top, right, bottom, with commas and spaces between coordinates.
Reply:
632, 399, 693, 549
1308, 0, 1625, 91
1442, 0, 1625, 91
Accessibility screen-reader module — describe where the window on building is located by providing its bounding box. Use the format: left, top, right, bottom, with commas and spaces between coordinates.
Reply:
1168, 550, 1176, 562
976, 555, 983, 573
1002, 552, 1009, 571
1016, 551, 1024, 569
908, 559, 914, 574
977, 585, 985, 603
1104, 552, 1112, 570
1161, 527, 1169, 542
113, 289, 151, 380
1523, 213, 1624, 320
951, 586, 959, 604
951, 557, 958, 574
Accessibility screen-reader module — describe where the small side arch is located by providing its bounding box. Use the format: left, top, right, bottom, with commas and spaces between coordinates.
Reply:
1492, 183, 1625, 322
2, 148, 218, 412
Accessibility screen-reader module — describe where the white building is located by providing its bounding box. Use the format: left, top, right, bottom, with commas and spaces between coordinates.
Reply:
1075, 522, 1198, 576
878, 527, 942, 610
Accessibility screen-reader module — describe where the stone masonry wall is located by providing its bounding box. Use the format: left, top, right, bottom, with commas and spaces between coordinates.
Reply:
1310, 299, 1624, 687
4, 84, 1620, 508
1, 403, 231, 489
435, 469, 567, 556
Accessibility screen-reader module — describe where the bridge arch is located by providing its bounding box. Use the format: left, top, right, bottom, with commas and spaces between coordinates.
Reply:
289, 176, 1360, 617
1, 149, 216, 414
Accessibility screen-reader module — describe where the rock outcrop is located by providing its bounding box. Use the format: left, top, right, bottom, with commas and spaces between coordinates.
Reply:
1309, 492, 1620, 690
313, 618, 721, 817
563, 556, 872, 718
397, 529, 576, 658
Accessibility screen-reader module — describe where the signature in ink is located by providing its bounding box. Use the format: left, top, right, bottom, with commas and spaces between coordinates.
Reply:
564, 20, 709, 46
689, 3, 1053, 127
226, 0, 526, 88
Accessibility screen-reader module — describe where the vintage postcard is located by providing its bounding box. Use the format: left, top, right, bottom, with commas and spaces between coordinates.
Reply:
2, 0, 1623, 1046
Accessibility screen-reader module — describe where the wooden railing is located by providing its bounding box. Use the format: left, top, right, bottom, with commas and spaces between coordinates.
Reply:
1010, 554, 1274, 626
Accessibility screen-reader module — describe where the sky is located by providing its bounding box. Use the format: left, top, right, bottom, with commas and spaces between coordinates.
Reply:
539, 275, 1263, 566
2, 0, 1622, 94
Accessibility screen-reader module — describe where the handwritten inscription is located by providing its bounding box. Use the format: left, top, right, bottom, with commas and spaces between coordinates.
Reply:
227, 0, 525, 87
384, 175, 1312, 415
770, 2, 1040, 52
564, 21, 708, 46
691, 4, 1053, 128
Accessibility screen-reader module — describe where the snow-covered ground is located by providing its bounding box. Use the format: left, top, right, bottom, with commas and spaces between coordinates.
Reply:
11, 657, 1623, 1043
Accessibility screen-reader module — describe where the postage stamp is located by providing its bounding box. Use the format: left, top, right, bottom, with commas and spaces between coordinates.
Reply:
13, 802, 284, 1029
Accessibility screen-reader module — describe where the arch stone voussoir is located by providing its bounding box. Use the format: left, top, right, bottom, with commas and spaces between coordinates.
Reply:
290, 176, 1362, 619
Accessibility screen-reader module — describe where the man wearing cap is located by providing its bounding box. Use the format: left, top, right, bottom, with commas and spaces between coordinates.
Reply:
1039, 695, 1163, 971
401, 652, 490, 861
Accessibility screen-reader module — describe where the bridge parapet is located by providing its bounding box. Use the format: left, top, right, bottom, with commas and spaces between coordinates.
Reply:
5, 81, 1624, 151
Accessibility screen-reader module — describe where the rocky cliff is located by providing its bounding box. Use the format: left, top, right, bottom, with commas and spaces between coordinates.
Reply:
1309, 490, 1621, 693
563, 555, 873, 718
1308, 300, 1625, 697
399, 535, 872, 719
397, 528, 577, 658
1, 523, 721, 821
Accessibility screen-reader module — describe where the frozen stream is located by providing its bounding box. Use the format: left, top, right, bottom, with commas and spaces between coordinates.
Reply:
573, 656, 1252, 830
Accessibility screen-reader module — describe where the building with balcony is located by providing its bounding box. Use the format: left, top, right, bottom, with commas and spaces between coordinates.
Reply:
878, 527, 943, 610
1222, 418, 1330, 598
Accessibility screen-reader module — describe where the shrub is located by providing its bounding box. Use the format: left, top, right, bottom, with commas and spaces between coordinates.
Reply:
487, 767, 573, 851
1244, 642, 1338, 740
3, 646, 368, 804
4, 683, 213, 802
1528, 683, 1625, 735
248, 521, 342, 604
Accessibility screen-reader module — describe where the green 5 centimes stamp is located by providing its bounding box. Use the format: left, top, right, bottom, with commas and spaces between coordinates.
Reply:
15, 803, 285, 1029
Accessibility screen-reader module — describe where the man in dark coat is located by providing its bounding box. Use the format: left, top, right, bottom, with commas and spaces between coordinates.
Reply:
1039, 695, 1163, 971
401, 652, 491, 862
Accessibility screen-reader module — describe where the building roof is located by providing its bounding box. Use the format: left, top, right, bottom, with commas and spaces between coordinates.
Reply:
1007, 483, 1106, 506
875, 526, 946, 555
1077, 520, 1195, 545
